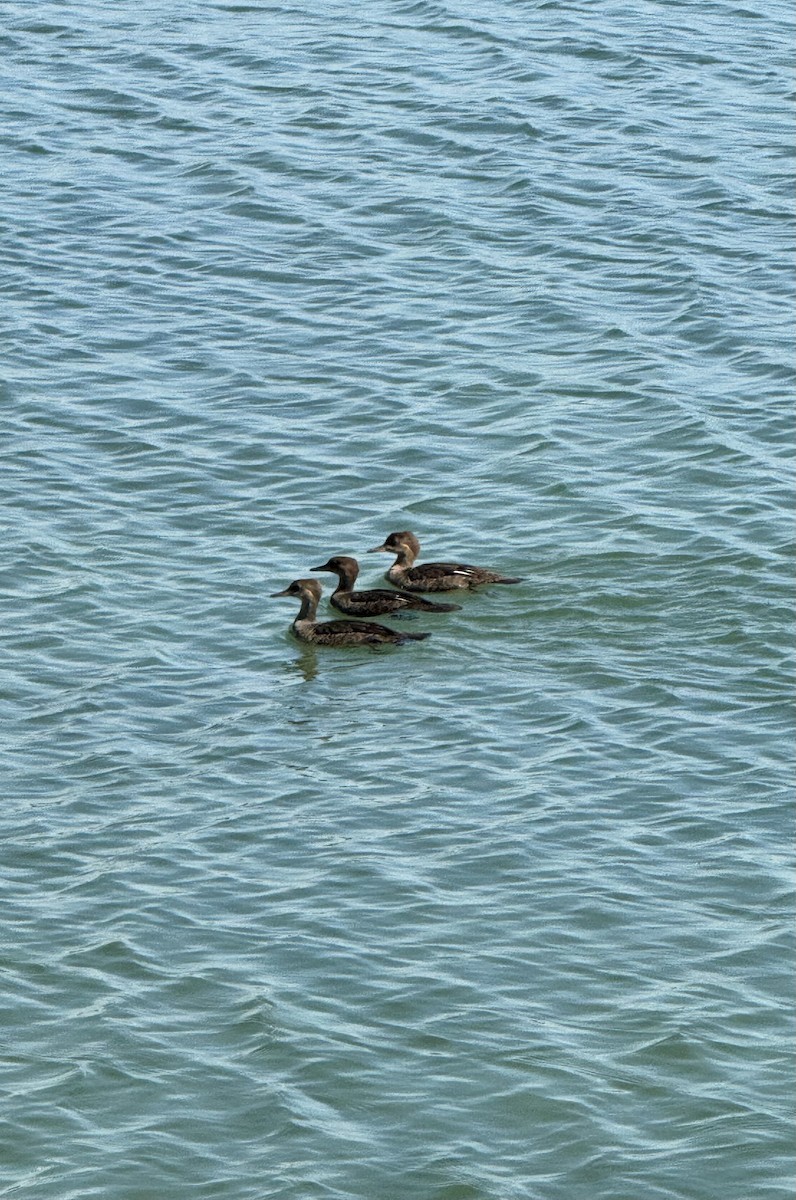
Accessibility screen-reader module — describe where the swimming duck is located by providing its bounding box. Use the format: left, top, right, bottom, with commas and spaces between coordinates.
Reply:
271, 578, 431, 646
368, 531, 523, 592
311, 555, 461, 617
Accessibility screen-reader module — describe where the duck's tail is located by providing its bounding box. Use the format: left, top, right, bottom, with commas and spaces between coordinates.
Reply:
398, 631, 432, 643
495, 575, 524, 584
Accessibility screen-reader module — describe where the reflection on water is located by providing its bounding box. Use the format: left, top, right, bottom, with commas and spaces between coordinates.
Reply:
288, 642, 320, 682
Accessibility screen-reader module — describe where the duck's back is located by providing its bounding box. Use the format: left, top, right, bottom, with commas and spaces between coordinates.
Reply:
396, 561, 522, 591
391, 561, 484, 591
331, 588, 460, 616
295, 617, 429, 646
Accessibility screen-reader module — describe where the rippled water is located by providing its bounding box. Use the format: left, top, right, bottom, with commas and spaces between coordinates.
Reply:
2, 1, 793, 1197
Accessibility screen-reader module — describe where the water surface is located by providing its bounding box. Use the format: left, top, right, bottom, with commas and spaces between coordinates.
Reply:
1, 1, 793, 1197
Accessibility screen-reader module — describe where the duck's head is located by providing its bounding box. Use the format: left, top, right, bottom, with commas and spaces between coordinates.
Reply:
270, 578, 323, 602
310, 555, 358, 577
367, 531, 420, 555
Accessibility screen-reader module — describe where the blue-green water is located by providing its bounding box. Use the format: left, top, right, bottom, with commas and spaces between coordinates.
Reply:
2, 2, 793, 1197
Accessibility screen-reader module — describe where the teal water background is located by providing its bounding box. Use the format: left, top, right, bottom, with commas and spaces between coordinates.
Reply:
2, 2, 793, 1197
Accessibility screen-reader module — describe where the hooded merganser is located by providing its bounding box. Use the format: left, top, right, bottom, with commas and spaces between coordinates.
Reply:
271, 578, 431, 646
311, 555, 461, 616
368, 531, 523, 592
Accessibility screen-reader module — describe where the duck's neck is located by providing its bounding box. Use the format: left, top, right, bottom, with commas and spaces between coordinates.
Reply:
333, 562, 358, 592
294, 591, 318, 623
394, 543, 417, 567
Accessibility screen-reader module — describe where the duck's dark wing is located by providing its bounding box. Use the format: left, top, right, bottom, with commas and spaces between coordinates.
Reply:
409, 561, 522, 585
408, 561, 480, 581
316, 618, 394, 636
353, 588, 412, 606
317, 618, 418, 644
333, 588, 459, 616
352, 587, 458, 608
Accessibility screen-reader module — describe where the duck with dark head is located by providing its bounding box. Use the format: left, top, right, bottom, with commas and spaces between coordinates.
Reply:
368, 531, 523, 592
271, 578, 431, 646
311, 555, 461, 617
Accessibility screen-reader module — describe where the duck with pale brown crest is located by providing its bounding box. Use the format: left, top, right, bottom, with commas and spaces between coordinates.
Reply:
368, 531, 523, 592
311, 555, 461, 617
271, 578, 431, 646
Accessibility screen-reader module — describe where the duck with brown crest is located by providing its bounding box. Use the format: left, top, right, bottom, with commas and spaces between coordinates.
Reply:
271, 578, 431, 646
311, 556, 461, 616
368, 531, 523, 592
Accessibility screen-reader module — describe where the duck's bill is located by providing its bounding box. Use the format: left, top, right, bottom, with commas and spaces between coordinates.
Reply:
367, 544, 388, 553
270, 587, 292, 597
310, 564, 330, 572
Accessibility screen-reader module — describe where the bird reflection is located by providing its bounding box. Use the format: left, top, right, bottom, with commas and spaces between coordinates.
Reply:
289, 643, 319, 682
